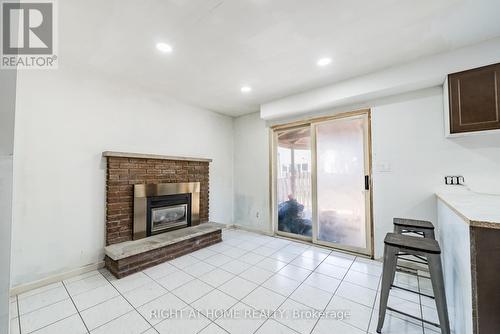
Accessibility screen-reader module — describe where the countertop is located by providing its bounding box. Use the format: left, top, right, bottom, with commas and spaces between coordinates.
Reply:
436, 188, 500, 229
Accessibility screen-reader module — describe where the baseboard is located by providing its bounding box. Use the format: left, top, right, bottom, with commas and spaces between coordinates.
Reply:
10, 261, 105, 296
206, 221, 233, 229
231, 224, 274, 236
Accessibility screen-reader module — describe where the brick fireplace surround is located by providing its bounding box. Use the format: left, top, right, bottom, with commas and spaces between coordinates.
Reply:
104, 151, 210, 246
102, 152, 221, 278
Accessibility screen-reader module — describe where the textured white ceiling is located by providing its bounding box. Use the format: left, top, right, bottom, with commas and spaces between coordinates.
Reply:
60, 0, 500, 116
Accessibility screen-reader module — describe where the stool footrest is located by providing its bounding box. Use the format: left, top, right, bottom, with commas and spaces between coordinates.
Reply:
395, 267, 431, 280
391, 284, 435, 299
396, 254, 428, 265
386, 307, 440, 328
397, 252, 428, 261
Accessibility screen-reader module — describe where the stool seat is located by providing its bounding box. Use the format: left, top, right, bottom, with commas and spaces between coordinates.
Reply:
393, 218, 434, 230
384, 233, 441, 254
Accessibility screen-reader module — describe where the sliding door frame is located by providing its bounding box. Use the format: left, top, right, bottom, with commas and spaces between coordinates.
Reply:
270, 109, 374, 257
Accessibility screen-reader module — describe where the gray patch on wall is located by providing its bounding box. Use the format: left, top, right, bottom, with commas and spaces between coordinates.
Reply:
234, 193, 269, 230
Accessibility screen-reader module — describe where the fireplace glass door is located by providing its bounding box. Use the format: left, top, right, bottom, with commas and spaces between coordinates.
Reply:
151, 204, 188, 233
147, 193, 191, 236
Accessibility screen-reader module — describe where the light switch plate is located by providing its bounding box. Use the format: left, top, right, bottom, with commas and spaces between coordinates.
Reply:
375, 162, 392, 172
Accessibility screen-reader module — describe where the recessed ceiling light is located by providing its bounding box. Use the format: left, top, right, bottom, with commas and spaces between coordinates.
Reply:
241, 86, 252, 93
317, 57, 332, 67
156, 42, 173, 53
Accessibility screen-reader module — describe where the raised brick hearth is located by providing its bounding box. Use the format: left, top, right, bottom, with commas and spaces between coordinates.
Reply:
104, 224, 222, 278
103, 151, 211, 245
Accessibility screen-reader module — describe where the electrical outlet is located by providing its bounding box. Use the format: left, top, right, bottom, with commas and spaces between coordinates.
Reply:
445, 175, 465, 185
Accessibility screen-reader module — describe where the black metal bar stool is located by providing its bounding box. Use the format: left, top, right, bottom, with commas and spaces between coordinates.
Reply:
377, 233, 450, 334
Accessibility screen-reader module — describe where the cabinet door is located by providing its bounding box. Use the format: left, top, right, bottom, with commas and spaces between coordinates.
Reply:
448, 63, 500, 134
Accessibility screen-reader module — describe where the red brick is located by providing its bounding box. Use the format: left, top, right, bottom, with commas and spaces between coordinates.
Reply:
105, 157, 210, 245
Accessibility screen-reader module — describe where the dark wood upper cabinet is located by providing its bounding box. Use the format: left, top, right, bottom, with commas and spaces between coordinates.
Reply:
448, 63, 500, 134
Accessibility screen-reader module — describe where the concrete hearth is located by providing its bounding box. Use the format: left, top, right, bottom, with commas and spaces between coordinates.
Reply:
104, 223, 223, 278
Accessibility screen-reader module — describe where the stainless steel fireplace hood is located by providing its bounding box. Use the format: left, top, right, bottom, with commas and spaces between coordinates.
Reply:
133, 182, 200, 240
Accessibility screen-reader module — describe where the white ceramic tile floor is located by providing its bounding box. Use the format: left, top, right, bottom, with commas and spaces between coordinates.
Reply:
142, 262, 178, 279
200, 268, 236, 288
255, 257, 287, 273
155, 270, 194, 290
137, 293, 187, 326
20, 298, 77, 333
191, 289, 239, 319
10, 228, 434, 334
31, 314, 87, 334
242, 287, 286, 313
275, 299, 319, 334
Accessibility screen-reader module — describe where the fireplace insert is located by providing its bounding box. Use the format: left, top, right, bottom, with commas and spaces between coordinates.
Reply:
133, 182, 200, 240
147, 193, 191, 236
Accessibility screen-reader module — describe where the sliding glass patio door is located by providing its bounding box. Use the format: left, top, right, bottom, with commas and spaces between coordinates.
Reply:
272, 111, 372, 256
312, 113, 371, 254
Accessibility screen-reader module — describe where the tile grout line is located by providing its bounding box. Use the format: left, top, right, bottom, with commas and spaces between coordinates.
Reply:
22, 235, 308, 327
251, 247, 334, 334
16, 230, 386, 334
17, 271, 101, 306
43, 270, 158, 333
140, 269, 200, 332
150, 240, 277, 332
17, 279, 111, 319
148, 234, 299, 332
17, 295, 91, 334
101, 271, 161, 334
151, 271, 237, 331
200, 249, 289, 333
365, 266, 382, 334
15, 296, 70, 319
24, 313, 81, 334
308, 256, 358, 334
145, 254, 254, 332
218, 242, 307, 334
174, 231, 400, 333
181, 232, 376, 333
221, 235, 377, 333
15, 283, 62, 302
62, 280, 91, 334
417, 273, 425, 334
59, 273, 125, 315
16, 295, 22, 334
388, 270, 428, 331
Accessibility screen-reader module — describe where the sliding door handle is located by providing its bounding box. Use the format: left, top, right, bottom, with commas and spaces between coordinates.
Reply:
365, 175, 370, 190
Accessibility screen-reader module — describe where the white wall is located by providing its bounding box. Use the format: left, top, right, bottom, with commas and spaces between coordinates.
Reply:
11, 70, 234, 286
233, 113, 270, 232
371, 88, 500, 257
235, 87, 500, 258
0, 69, 16, 334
